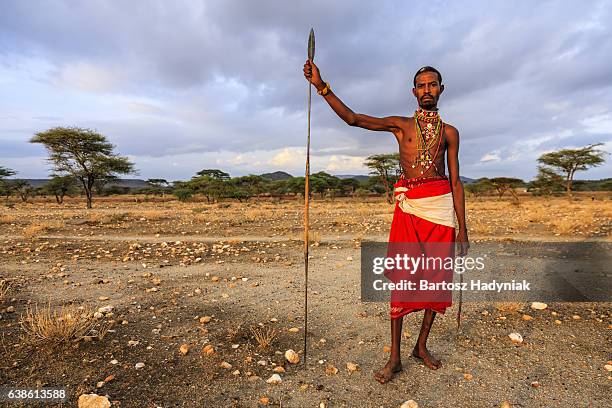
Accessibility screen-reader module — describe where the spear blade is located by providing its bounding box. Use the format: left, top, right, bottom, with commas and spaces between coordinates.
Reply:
308, 28, 315, 61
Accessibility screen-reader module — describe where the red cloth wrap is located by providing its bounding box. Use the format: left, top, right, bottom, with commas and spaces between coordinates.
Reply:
385, 177, 455, 320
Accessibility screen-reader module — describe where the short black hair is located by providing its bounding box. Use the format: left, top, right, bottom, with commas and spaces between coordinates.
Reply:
413, 66, 442, 87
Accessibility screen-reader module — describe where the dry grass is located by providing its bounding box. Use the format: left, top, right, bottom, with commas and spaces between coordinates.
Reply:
0, 214, 17, 224
136, 210, 171, 221
250, 326, 278, 349
0, 280, 10, 302
494, 302, 524, 314
22, 221, 64, 238
20, 303, 110, 344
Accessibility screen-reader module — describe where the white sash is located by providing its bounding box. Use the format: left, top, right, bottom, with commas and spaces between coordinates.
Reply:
394, 187, 457, 229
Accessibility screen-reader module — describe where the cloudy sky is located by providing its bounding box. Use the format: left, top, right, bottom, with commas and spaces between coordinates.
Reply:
1, 0, 611, 181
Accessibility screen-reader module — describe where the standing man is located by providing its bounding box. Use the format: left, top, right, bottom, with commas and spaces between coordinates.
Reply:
303, 60, 469, 384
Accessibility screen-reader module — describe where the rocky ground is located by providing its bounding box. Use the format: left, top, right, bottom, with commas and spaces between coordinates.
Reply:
0, 195, 610, 407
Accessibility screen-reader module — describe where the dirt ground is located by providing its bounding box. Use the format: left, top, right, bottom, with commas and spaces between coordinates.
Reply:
0, 194, 610, 407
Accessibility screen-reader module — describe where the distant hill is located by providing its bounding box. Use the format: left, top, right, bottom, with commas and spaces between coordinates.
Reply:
260, 171, 293, 181
336, 174, 370, 182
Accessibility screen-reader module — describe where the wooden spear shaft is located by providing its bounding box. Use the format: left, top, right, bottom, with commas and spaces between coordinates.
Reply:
303, 28, 315, 366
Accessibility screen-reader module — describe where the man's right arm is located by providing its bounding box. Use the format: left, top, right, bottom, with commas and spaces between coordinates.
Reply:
303, 60, 403, 136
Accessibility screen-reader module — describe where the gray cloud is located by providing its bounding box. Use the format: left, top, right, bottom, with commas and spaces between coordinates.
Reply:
0, 0, 611, 180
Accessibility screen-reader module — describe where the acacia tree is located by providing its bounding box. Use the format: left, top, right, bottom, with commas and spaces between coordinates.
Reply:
529, 167, 565, 196
489, 177, 525, 202
0, 167, 17, 202
31, 127, 135, 208
537, 143, 607, 198
364, 153, 401, 204
44, 175, 78, 204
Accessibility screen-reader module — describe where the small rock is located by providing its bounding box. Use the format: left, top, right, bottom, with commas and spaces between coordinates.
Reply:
530, 302, 547, 311
383, 345, 391, 353
220, 361, 232, 369
463, 373, 473, 381
110, 359, 118, 365
93, 312, 104, 319
98, 296, 109, 301
273, 366, 285, 373
266, 374, 282, 384
531, 381, 540, 388
500, 401, 512, 408
260, 396, 270, 405
508, 333, 523, 344
135, 362, 145, 369
346, 256, 353, 261
604, 364, 612, 372
325, 364, 338, 375
127, 340, 139, 347
232, 369, 240, 376
521, 314, 533, 321
78, 393, 111, 408
202, 345, 215, 355
346, 362, 359, 373
572, 315, 581, 320
98, 305, 114, 314
285, 349, 300, 364
400, 400, 419, 408
288, 327, 300, 333
199, 316, 212, 324
179, 344, 189, 355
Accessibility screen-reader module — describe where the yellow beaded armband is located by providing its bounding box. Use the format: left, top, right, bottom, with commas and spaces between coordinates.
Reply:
317, 82, 331, 96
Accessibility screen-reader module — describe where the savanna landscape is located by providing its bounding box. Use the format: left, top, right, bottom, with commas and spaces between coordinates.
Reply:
1, 192, 610, 407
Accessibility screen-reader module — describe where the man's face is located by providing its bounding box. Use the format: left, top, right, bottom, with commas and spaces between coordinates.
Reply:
412, 72, 444, 110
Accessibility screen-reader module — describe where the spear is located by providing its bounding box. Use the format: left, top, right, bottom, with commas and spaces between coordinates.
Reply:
303, 27, 315, 366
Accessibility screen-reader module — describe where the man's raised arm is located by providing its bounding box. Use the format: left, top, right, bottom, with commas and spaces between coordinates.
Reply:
303, 60, 403, 135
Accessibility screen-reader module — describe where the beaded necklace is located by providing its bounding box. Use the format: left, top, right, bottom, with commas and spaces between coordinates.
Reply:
411, 108, 442, 174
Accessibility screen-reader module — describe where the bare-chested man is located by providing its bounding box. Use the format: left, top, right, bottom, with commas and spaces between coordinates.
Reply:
303, 60, 469, 384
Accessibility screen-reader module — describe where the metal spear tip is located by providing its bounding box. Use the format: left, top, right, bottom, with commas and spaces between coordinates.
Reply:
308, 28, 315, 61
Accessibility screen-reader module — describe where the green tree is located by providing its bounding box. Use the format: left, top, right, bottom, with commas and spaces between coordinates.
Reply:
464, 178, 494, 198
227, 175, 265, 202
537, 143, 607, 198
30, 127, 136, 208
11, 180, 35, 203
189, 175, 228, 203
44, 175, 78, 204
171, 181, 195, 202
146, 178, 170, 197
528, 167, 565, 196
0, 167, 17, 203
364, 153, 401, 203
196, 169, 230, 180
489, 177, 525, 202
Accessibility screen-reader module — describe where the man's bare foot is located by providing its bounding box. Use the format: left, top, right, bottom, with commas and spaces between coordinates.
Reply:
412, 345, 442, 369
373, 360, 403, 384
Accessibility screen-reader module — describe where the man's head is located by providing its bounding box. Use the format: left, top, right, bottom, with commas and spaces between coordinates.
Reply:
412, 66, 444, 110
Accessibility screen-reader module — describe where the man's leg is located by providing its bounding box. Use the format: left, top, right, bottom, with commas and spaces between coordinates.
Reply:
374, 315, 403, 384
412, 309, 442, 369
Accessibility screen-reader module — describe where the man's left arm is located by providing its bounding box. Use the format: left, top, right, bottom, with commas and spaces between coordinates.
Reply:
445, 125, 470, 256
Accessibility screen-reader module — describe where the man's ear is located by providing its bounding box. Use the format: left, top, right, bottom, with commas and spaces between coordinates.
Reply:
412, 87, 417, 98
440, 84, 445, 94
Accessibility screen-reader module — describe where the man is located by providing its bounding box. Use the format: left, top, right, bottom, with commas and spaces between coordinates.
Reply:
303, 60, 469, 384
